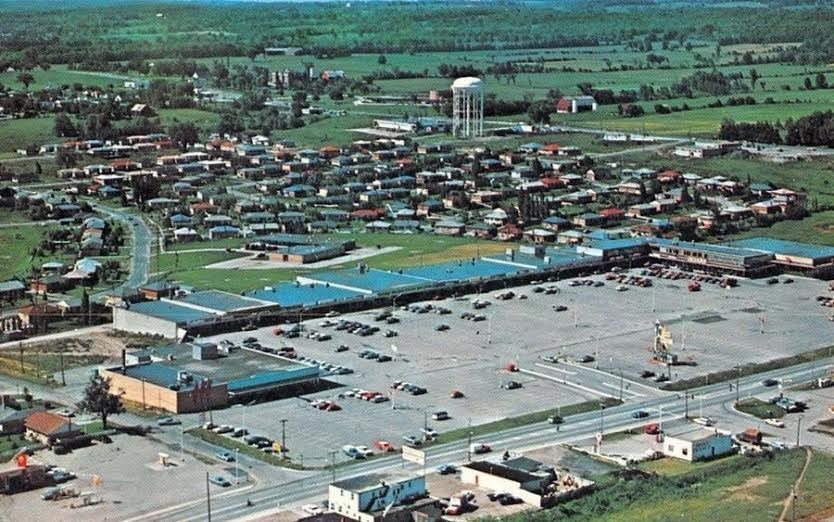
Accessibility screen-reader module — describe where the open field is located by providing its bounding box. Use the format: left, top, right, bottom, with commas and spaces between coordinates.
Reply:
0, 117, 57, 155
732, 211, 834, 246
542, 450, 834, 522
0, 65, 133, 91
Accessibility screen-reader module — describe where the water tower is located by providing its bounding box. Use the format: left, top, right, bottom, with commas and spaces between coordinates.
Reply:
451, 77, 484, 138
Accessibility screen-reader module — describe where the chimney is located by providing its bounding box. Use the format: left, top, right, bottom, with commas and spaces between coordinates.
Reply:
121, 349, 126, 375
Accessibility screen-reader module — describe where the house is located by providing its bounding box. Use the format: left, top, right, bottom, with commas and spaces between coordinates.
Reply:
524, 228, 556, 244
498, 223, 523, 241
542, 216, 570, 232
24, 411, 82, 445
599, 207, 625, 223
555, 95, 597, 113
130, 104, 155, 117
208, 225, 240, 240
572, 213, 606, 227
662, 426, 734, 462
173, 227, 200, 242
433, 220, 465, 236
0, 280, 26, 302
0, 408, 34, 435
18, 303, 63, 332
138, 281, 179, 300
30, 275, 72, 295
484, 208, 509, 226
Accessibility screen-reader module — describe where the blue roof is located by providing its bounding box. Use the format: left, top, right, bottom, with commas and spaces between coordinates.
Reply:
727, 238, 834, 261
586, 237, 648, 251
248, 282, 364, 307
227, 366, 320, 392
307, 268, 430, 293
127, 300, 215, 324
402, 259, 519, 282
175, 290, 272, 313
123, 363, 207, 390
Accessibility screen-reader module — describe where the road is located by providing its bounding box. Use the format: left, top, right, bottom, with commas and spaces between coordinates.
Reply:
135, 358, 832, 522
91, 204, 152, 293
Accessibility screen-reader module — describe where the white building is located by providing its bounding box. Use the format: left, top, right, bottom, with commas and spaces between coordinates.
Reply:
662, 427, 734, 462
328, 473, 426, 522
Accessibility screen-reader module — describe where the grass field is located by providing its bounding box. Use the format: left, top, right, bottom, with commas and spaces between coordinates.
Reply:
0, 65, 133, 91
736, 398, 787, 420
156, 108, 221, 129
732, 211, 834, 246
0, 117, 57, 155
494, 449, 834, 522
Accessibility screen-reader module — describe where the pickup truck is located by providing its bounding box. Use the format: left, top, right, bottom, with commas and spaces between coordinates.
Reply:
470, 442, 492, 454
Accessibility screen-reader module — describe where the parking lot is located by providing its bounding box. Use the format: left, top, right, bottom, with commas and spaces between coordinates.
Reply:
0, 435, 248, 522
200, 270, 834, 463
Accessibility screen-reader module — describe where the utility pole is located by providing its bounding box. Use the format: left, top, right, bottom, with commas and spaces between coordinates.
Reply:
619, 369, 623, 401
600, 403, 605, 433
280, 419, 288, 453
329, 450, 337, 482
59, 348, 66, 386
466, 418, 473, 462
19, 342, 24, 374
205, 471, 212, 522
684, 390, 689, 419
735, 367, 741, 405
796, 416, 802, 448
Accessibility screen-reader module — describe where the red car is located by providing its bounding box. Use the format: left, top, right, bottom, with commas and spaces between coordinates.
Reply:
450, 389, 464, 399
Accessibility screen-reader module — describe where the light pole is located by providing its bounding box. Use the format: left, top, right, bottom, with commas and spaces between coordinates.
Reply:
796, 416, 803, 448
180, 425, 185, 462
234, 448, 239, 484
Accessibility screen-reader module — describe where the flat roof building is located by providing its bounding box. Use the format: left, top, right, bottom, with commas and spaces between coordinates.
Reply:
328, 472, 427, 522
101, 343, 321, 413
662, 426, 734, 462
648, 238, 774, 277
727, 237, 834, 277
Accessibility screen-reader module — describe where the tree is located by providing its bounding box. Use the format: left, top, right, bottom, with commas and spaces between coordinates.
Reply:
168, 122, 199, 152
816, 73, 829, 90
749, 68, 760, 91
53, 113, 77, 138
804, 77, 813, 90
80, 288, 90, 326
79, 373, 124, 429
16, 72, 34, 90
56, 147, 77, 169
377, 54, 387, 65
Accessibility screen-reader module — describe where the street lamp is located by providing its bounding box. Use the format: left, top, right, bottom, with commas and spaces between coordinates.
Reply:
234, 448, 240, 484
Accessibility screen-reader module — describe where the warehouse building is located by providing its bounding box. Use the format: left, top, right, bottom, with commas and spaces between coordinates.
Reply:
648, 239, 774, 277
100, 343, 322, 413
112, 290, 276, 339
246, 235, 356, 264
727, 237, 834, 278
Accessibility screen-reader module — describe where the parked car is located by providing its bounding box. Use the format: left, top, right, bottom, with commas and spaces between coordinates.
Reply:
157, 416, 181, 426
215, 451, 235, 462
575, 354, 595, 363
500, 381, 521, 390
434, 324, 450, 331
450, 389, 464, 399
432, 411, 450, 421
692, 417, 715, 427
437, 464, 457, 475
765, 418, 785, 428
402, 434, 423, 446
335, 344, 349, 352
208, 475, 232, 487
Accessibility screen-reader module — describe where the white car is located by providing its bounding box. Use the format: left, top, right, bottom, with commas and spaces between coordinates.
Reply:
692, 417, 715, 427
616, 285, 628, 292
302, 504, 323, 515
355, 445, 374, 457
765, 418, 785, 428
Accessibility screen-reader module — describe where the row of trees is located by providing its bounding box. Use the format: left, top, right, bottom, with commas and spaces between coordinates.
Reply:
718, 111, 834, 147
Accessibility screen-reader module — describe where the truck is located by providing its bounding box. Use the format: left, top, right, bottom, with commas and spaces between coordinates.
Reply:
738, 428, 763, 445
470, 442, 492, 454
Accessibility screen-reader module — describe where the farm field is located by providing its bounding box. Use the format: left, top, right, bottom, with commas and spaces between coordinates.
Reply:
0, 65, 134, 91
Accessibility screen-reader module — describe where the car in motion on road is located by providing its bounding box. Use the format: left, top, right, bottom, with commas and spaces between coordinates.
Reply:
157, 416, 181, 426
215, 451, 235, 462
631, 410, 650, 419
402, 434, 423, 446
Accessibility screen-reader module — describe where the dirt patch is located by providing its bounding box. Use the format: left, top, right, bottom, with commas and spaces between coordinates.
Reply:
724, 476, 769, 502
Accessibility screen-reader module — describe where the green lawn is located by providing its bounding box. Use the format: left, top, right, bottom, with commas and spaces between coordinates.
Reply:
0, 117, 57, 154
736, 398, 787, 420
0, 65, 132, 91
732, 211, 834, 246
157, 108, 221, 129
639, 454, 745, 477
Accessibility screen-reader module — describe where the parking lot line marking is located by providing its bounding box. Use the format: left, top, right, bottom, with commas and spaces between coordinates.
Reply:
518, 368, 618, 398
602, 381, 645, 398
559, 359, 664, 394
534, 362, 577, 375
